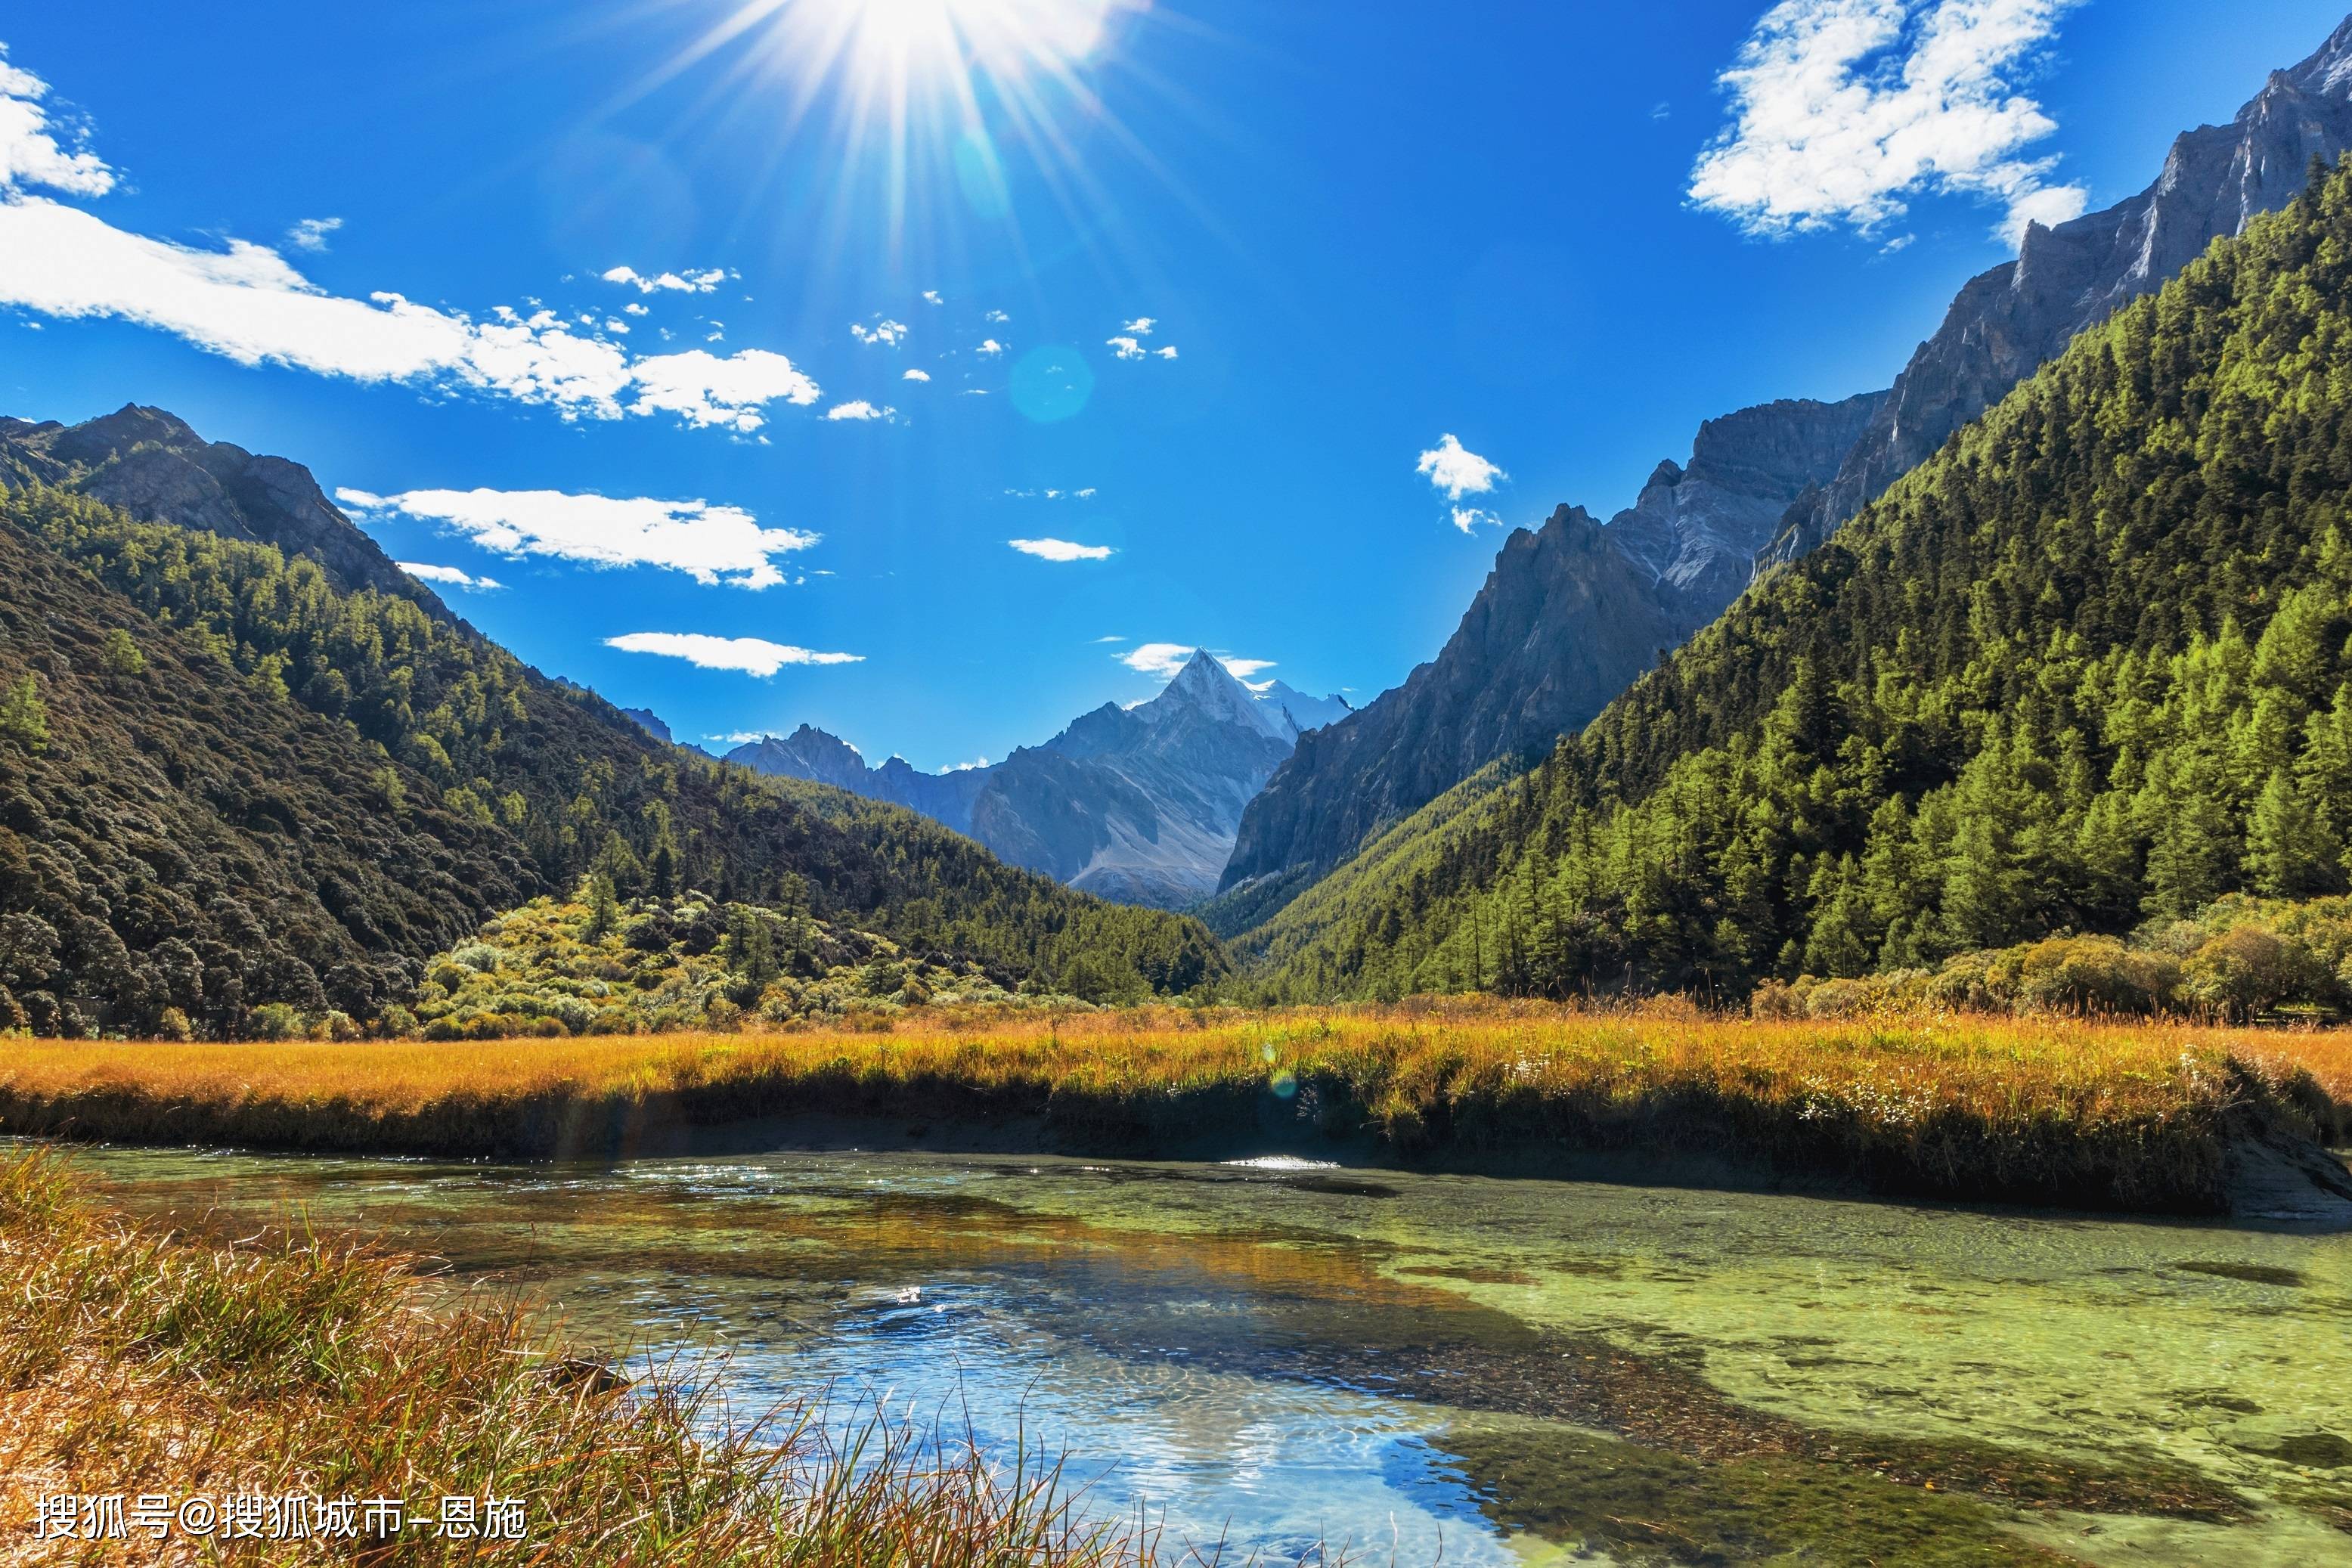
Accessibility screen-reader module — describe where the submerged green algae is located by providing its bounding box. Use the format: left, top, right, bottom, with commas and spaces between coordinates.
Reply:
57, 1143, 2352, 1564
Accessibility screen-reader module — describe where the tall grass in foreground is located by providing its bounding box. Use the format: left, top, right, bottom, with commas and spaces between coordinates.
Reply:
0, 1150, 1218, 1566
2, 1000, 2347, 1209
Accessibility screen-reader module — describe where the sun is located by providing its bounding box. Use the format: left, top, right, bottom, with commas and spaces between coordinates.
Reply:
804, 0, 1123, 87
631, 0, 1160, 273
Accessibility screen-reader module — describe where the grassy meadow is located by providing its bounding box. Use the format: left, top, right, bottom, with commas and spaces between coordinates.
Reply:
4, 1001, 2347, 1212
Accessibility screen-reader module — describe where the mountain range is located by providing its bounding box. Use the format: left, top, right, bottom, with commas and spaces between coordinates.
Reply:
1215, 14, 2352, 922
724, 650, 1350, 909
1247, 147, 2352, 999
0, 410, 1220, 1034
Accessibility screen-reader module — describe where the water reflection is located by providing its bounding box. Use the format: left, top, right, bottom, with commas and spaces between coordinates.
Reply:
66, 1145, 2352, 1565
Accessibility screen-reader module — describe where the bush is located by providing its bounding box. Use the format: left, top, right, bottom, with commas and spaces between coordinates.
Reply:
247, 1002, 305, 1041
2183, 924, 2332, 1021
1995, 935, 2182, 1018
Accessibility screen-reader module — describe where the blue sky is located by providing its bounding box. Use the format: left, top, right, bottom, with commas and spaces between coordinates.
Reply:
0, 0, 2341, 767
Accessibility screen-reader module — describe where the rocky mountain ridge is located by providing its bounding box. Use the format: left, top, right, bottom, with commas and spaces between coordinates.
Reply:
1217, 13, 2352, 919
729, 649, 1350, 908
0, 404, 438, 608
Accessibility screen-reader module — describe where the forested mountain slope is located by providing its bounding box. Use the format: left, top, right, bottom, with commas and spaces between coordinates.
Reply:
0, 405, 435, 606
0, 482, 1219, 1037
1249, 159, 2352, 1002
1221, 15, 2352, 925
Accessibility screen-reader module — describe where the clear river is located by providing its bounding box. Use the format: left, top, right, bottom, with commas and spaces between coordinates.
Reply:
66, 1144, 2352, 1566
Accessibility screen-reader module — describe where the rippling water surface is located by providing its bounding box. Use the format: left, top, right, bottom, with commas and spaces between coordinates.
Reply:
68, 1145, 2352, 1565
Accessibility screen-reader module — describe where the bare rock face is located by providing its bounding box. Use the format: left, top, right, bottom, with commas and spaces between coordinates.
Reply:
1763, 14, 2352, 566
1219, 394, 1879, 901
0, 404, 435, 607
727, 651, 1343, 909
1221, 15, 2352, 920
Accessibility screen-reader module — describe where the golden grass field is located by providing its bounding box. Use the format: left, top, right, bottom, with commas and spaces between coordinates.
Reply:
4, 1001, 2347, 1211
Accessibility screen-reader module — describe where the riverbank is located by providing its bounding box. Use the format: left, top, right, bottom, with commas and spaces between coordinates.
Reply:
0, 1149, 1169, 1565
7, 1003, 2350, 1216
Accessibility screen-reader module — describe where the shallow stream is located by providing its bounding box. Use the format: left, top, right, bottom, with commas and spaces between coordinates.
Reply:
70, 1145, 2352, 1565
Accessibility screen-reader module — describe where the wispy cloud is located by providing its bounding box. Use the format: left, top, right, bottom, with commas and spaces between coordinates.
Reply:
1417, 433, 1505, 500
984, 308, 1009, 324
602, 265, 726, 294
1117, 316, 1155, 336
0, 54, 815, 432
1450, 507, 1504, 532
396, 561, 502, 590
943, 755, 991, 772
1009, 538, 1114, 562
0, 46, 113, 196
1106, 335, 1144, 361
902, 367, 931, 382
921, 290, 944, 305
1092, 634, 1126, 644
850, 317, 908, 346
606, 632, 862, 676
287, 216, 342, 253
707, 730, 773, 745
1117, 643, 1271, 680
1689, 0, 2087, 246
823, 399, 894, 421
342, 487, 818, 589
1120, 643, 1195, 679
976, 338, 1006, 358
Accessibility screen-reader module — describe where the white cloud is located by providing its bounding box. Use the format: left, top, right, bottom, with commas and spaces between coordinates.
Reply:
850, 317, 908, 346
823, 399, 894, 421
1117, 643, 1271, 680
0, 193, 821, 431
1009, 537, 1114, 562
1154, 345, 1178, 360
943, 756, 991, 772
901, 367, 931, 382
606, 632, 862, 676
0, 48, 113, 197
1117, 316, 1155, 336
602, 265, 726, 294
1092, 634, 1126, 643
708, 730, 773, 744
395, 561, 502, 590
623, 302, 648, 316
628, 349, 820, 429
287, 216, 342, 253
1451, 506, 1504, 532
922, 290, 944, 305
1105, 335, 1143, 361
984, 308, 1009, 323
976, 338, 1006, 358
347, 487, 820, 589
1997, 181, 2088, 244
1120, 643, 1196, 678
1688, 0, 2088, 247
334, 487, 386, 510
1417, 433, 1505, 500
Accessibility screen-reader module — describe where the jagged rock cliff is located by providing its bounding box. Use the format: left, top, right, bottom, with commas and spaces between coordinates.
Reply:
0, 404, 437, 607
1219, 392, 1881, 900
729, 650, 1349, 908
1221, 15, 2352, 916
1764, 14, 2352, 565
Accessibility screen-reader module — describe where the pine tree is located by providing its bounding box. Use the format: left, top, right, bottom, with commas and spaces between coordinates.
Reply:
0, 675, 48, 755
